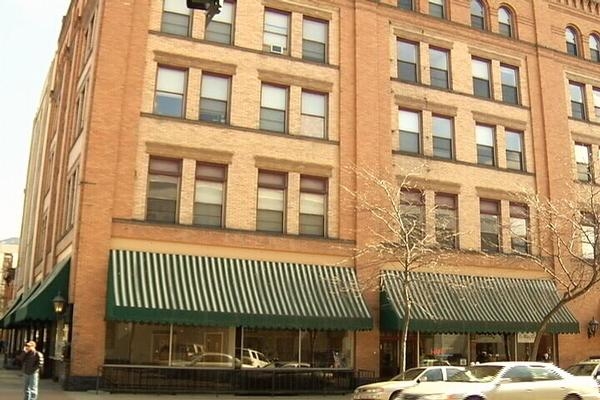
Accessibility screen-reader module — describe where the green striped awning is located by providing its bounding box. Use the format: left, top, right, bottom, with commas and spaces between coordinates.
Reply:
0, 293, 23, 328
381, 271, 580, 334
107, 249, 372, 330
13, 258, 70, 324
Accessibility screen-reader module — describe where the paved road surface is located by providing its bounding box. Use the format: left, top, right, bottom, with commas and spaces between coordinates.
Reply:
0, 368, 353, 400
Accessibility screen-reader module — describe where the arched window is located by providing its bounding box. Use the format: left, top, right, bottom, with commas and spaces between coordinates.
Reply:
498, 7, 514, 38
566, 27, 579, 56
590, 34, 600, 62
471, 0, 486, 30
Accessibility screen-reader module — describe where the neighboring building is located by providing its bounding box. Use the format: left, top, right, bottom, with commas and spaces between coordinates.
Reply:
0, 238, 19, 318
2, 0, 600, 392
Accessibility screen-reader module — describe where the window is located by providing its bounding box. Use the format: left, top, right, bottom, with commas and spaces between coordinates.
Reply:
74, 84, 87, 138
300, 176, 327, 236
472, 58, 491, 98
500, 64, 519, 104
257, 171, 287, 233
435, 193, 457, 249
480, 199, 500, 253
581, 214, 596, 259
570, 82, 586, 120
35, 213, 48, 262
398, 0, 413, 10
397, 40, 419, 83
502, 366, 534, 382
263, 9, 290, 54
194, 163, 227, 227
471, 0, 486, 30
505, 130, 524, 171
200, 74, 230, 124
575, 143, 592, 182
566, 27, 579, 56
205, 0, 234, 44
301, 91, 327, 138
260, 84, 288, 133
432, 115, 453, 159
154, 67, 186, 117
161, 0, 191, 36
510, 203, 529, 254
64, 167, 79, 231
591, 35, 600, 62
429, 0, 446, 18
84, 14, 96, 55
147, 157, 181, 223
498, 7, 514, 38
593, 87, 600, 118
400, 190, 424, 240
303, 18, 328, 63
476, 124, 495, 166
430, 47, 450, 89
398, 110, 421, 154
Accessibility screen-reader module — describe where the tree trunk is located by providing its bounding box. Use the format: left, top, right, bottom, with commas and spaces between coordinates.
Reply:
399, 278, 412, 373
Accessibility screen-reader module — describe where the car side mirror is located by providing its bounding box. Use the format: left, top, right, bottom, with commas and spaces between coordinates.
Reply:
419, 376, 428, 382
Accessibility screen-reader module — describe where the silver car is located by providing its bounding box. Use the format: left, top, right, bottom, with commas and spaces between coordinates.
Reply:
400, 361, 600, 400
353, 366, 464, 400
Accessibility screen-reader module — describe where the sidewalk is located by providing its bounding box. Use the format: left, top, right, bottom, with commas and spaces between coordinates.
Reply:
0, 368, 353, 400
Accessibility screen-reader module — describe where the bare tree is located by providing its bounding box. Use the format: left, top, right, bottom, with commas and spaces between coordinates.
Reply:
509, 183, 600, 361
345, 166, 458, 373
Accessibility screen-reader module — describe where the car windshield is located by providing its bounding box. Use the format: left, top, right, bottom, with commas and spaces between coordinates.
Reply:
448, 365, 503, 383
391, 368, 426, 381
567, 364, 597, 376
256, 352, 269, 362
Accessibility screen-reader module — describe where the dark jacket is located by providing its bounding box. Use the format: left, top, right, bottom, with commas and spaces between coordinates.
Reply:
22, 350, 43, 375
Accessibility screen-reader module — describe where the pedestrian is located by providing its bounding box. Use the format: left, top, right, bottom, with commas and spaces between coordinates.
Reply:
22, 341, 44, 400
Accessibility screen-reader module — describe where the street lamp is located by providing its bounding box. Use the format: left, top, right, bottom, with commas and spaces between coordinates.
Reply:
186, 0, 221, 23
588, 317, 599, 338
53, 292, 66, 315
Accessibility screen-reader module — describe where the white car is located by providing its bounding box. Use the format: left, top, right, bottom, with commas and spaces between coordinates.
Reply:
353, 366, 464, 400
238, 348, 270, 368
188, 352, 241, 368
566, 359, 600, 381
400, 361, 600, 400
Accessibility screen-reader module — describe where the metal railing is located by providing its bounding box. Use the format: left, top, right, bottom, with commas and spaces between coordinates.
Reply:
97, 364, 369, 394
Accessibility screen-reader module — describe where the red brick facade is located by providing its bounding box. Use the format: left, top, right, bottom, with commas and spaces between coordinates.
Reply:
8, 0, 600, 388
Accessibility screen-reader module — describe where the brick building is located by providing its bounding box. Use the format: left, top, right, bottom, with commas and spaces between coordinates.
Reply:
2, 0, 600, 392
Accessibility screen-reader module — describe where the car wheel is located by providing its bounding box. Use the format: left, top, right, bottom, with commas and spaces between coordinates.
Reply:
564, 395, 581, 400
389, 392, 403, 400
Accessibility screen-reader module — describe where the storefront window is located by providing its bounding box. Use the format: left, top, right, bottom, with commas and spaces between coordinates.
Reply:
105, 323, 354, 368
419, 333, 469, 366
471, 334, 508, 363
516, 332, 554, 362
240, 328, 354, 368
104, 322, 234, 366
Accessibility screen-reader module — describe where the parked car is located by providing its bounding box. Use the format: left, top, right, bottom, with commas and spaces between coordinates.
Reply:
566, 359, 600, 381
237, 348, 270, 368
353, 366, 464, 400
400, 361, 600, 400
188, 352, 241, 368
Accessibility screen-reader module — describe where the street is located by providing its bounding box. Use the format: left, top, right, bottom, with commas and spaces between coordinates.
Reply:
0, 368, 353, 400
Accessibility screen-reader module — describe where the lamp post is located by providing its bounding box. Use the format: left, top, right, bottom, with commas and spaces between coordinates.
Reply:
52, 292, 66, 315
186, 0, 221, 23
588, 317, 599, 338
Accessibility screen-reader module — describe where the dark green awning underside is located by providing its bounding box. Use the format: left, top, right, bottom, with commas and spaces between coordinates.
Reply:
107, 250, 372, 330
381, 271, 580, 334
14, 258, 70, 324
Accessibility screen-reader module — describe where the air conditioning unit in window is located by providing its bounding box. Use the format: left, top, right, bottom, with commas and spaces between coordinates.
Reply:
269, 44, 284, 54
